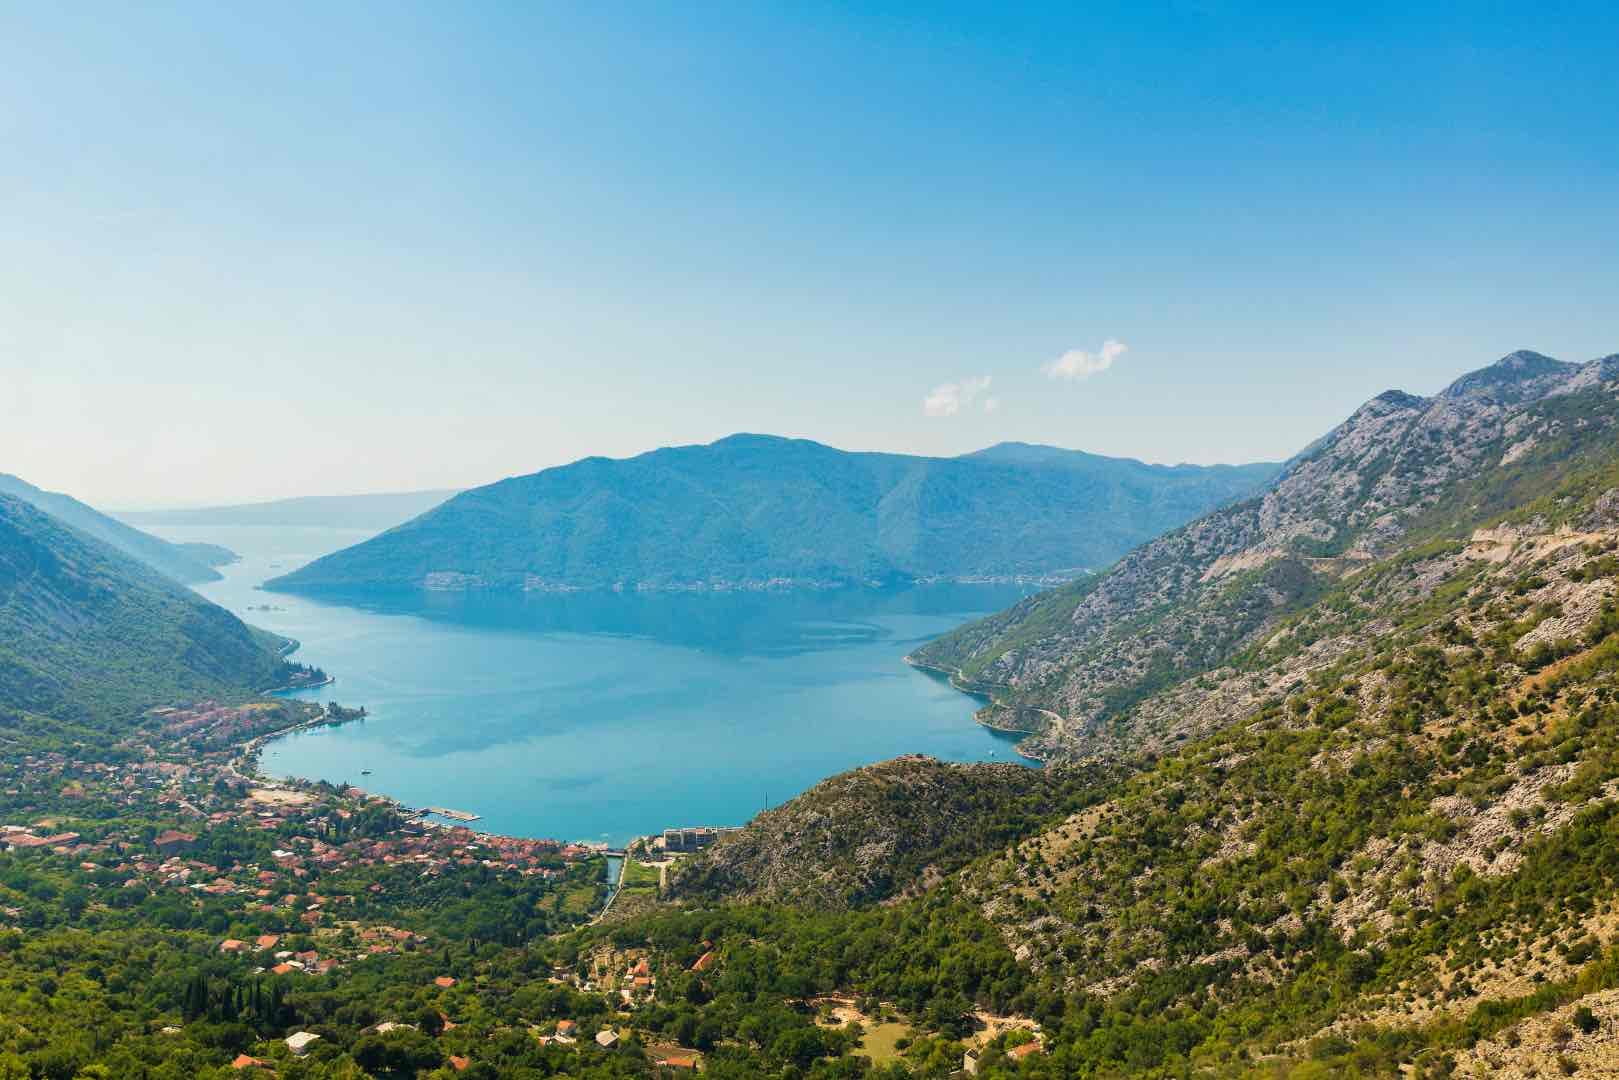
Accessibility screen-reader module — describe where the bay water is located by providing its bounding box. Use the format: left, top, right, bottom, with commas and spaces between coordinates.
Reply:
151, 524, 1036, 846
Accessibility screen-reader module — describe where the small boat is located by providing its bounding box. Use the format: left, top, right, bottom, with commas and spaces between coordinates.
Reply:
360, 769, 372, 775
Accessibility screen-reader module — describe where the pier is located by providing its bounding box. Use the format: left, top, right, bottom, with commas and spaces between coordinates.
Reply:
420, 806, 480, 822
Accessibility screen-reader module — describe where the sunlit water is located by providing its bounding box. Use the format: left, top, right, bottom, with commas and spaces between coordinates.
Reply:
150, 524, 1037, 846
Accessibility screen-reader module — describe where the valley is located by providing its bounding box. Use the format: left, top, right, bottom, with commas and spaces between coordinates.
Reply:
8, 6, 1613, 1075
4, 350, 1619, 1077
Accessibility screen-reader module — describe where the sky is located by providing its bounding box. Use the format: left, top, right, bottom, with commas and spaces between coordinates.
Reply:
3, 2, 1617, 507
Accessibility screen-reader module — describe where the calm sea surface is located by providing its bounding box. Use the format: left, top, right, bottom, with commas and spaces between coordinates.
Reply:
150, 524, 1037, 846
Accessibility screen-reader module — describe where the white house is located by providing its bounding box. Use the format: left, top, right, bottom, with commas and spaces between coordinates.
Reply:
286, 1031, 321, 1056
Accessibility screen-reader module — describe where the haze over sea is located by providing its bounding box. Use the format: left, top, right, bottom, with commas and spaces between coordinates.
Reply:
150, 524, 1036, 846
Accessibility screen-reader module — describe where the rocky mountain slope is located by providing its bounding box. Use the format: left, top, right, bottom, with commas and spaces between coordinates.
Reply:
0, 472, 229, 585
912, 349, 1619, 762
948, 456, 1619, 1073
0, 493, 291, 746
264, 434, 1278, 593
661, 349, 1619, 1076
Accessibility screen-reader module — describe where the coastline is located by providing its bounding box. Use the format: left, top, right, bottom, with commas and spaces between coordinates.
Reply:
236, 568, 1035, 846
261, 674, 335, 694
902, 656, 1051, 764
245, 651, 1040, 850
268, 569, 1089, 596
233, 702, 617, 855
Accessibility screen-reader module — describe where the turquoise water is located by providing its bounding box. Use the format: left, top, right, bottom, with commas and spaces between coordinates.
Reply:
151, 524, 1036, 846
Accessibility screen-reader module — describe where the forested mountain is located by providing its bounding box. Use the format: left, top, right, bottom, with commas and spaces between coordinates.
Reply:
121, 488, 458, 531
265, 435, 1279, 593
0, 493, 290, 745
0, 472, 229, 585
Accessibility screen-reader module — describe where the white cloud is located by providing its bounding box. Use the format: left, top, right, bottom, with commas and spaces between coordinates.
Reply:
922, 375, 994, 417
1045, 339, 1127, 380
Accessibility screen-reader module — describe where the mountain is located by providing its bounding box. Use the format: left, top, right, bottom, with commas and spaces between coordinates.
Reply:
911, 349, 1619, 762
0, 493, 290, 745
662, 350, 1619, 1075
263, 435, 1280, 593
0, 473, 228, 585
120, 488, 458, 531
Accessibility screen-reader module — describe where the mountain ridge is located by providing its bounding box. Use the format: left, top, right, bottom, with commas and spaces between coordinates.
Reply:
910, 349, 1619, 762
0, 473, 227, 585
0, 493, 292, 745
120, 488, 459, 530
264, 436, 1281, 593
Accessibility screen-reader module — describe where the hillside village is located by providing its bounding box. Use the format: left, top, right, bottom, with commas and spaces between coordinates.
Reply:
0, 691, 1060, 1075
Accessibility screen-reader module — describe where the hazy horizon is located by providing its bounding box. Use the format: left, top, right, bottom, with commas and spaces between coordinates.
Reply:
104, 431, 1291, 512
5, 4, 1616, 505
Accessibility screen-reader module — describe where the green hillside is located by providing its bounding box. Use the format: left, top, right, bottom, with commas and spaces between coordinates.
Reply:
266, 435, 1279, 593
0, 473, 227, 585
0, 493, 290, 747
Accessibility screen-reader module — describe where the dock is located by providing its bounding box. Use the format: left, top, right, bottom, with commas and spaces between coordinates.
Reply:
421, 806, 480, 822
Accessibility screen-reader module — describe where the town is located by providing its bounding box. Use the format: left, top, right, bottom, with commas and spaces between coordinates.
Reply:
0, 698, 824, 1074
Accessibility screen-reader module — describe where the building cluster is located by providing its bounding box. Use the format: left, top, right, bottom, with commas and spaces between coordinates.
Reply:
655, 825, 740, 853
0, 702, 731, 1074
0, 709, 607, 946
152, 700, 293, 749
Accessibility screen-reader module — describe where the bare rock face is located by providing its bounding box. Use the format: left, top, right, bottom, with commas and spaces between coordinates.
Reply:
911, 350, 1619, 762
1587, 488, 1619, 530
1454, 988, 1619, 1078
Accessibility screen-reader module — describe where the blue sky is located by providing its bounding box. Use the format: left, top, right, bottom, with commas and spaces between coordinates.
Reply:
3, 2, 1616, 504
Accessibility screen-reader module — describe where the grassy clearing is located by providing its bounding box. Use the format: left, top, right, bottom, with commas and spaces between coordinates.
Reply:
858, 1022, 911, 1064
620, 859, 661, 894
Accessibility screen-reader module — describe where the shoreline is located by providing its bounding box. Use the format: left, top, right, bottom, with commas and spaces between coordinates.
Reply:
234, 708, 617, 853
266, 571, 1089, 596
243, 653, 1043, 848
237, 573, 1038, 845
247, 668, 1046, 853
902, 656, 1052, 764
262, 674, 335, 694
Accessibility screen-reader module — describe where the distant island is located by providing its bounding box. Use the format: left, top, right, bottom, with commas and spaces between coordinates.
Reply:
264, 434, 1280, 593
